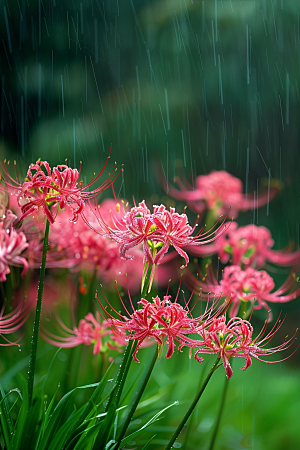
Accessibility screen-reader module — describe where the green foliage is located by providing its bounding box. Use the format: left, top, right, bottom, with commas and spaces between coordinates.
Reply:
0, 346, 178, 450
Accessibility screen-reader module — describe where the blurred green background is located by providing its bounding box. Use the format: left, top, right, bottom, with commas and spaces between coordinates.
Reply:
1, 0, 300, 448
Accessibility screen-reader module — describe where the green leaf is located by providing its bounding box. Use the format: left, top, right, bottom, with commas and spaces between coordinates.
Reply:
18, 397, 43, 450
40, 364, 114, 450
141, 435, 156, 450
120, 402, 178, 447
38, 382, 98, 450
10, 374, 29, 450
0, 381, 17, 450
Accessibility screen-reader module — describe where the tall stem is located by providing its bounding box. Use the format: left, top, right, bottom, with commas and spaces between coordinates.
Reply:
27, 219, 50, 406
182, 357, 211, 448
165, 357, 220, 450
208, 376, 230, 450
208, 302, 247, 449
117, 345, 158, 446
141, 263, 153, 298
115, 340, 137, 406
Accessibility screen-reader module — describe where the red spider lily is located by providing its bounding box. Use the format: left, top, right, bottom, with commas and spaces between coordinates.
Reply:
96, 283, 230, 362
41, 312, 126, 355
0, 150, 119, 225
193, 314, 298, 379
185, 265, 300, 318
167, 170, 280, 219
0, 302, 30, 346
96, 200, 228, 290
186, 222, 300, 269
0, 214, 28, 282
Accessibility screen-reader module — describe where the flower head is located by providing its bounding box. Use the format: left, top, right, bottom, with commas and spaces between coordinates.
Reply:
168, 170, 280, 218
96, 284, 229, 362
213, 222, 300, 269
0, 151, 119, 224
41, 312, 126, 355
97, 200, 227, 290
185, 265, 300, 318
194, 315, 298, 378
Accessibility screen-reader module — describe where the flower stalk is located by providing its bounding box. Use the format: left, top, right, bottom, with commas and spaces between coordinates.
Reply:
116, 345, 158, 445
27, 218, 50, 406
165, 356, 221, 450
208, 375, 230, 450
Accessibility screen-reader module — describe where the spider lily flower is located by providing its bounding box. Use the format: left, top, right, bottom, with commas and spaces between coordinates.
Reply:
0, 151, 119, 225
96, 284, 229, 362
186, 222, 300, 269
96, 200, 228, 291
0, 302, 30, 346
185, 265, 300, 318
0, 211, 28, 282
167, 170, 280, 219
41, 312, 126, 355
194, 314, 298, 379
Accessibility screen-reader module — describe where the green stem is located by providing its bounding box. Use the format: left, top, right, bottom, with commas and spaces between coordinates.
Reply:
165, 357, 220, 450
27, 219, 50, 407
207, 376, 230, 450
115, 340, 137, 406
141, 263, 153, 298
238, 301, 247, 319
208, 300, 247, 450
182, 357, 211, 448
117, 345, 158, 446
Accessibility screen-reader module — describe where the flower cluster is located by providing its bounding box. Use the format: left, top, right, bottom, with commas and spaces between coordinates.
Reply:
194, 314, 297, 379
168, 170, 280, 218
185, 265, 300, 318
0, 153, 118, 224
41, 312, 126, 355
186, 222, 300, 269
97, 200, 227, 290
96, 287, 297, 378
96, 288, 229, 362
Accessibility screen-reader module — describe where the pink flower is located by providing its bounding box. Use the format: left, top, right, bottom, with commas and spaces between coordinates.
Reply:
185, 265, 300, 318
96, 285, 229, 362
208, 222, 300, 269
0, 213, 28, 282
194, 315, 298, 379
41, 312, 126, 355
168, 171, 280, 218
185, 222, 300, 270
0, 152, 118, 224
97, 200, 227, 289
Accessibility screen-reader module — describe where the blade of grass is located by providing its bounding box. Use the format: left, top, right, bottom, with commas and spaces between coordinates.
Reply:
120, 402, 177, 447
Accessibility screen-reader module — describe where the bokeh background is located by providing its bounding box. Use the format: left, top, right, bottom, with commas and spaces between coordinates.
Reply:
1, 0, 300, 449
